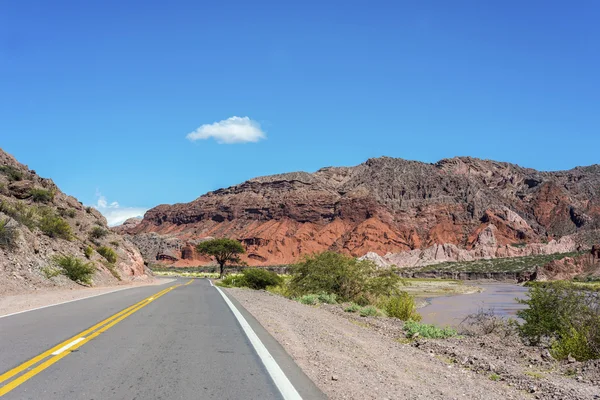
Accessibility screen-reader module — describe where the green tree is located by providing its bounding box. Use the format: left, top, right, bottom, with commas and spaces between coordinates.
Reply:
196, 238, 245, 278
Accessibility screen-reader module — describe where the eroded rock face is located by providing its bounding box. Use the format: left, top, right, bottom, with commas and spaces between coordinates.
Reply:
535, 245, 600, 281
0, 148, 149, 295
128, 156, 600, 265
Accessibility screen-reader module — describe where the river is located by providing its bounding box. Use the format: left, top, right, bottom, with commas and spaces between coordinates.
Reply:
418, 283, 530, 327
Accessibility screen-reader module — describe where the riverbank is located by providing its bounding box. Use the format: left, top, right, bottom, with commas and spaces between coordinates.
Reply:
226, 287, 600, 400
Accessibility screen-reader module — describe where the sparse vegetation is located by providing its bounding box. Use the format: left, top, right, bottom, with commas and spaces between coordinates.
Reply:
30, 188, 55, 203
489, 373, 501, 381
403, 320, 458, 339
403, 251, 584, 274
359, 305, 380, 317
344, 303, 362, 313
0, 218, 18, 249
0, 165, 24, 182
38, 212, 72, 240
97, 246, 117, 263
89, 226, 108, 240
41, 266, 61, 279
110, 240, 120, 248
517, 281, 600, 361
59, 208, 77, 218
461, 308, 518, 338
102, 261, 122, 281
84, 245, 93, 259
52, 255, 95, 285
0, 200, 37, 229
297, 294, 319, 305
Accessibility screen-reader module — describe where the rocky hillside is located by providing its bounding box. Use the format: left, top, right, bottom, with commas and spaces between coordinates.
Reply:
535, 245, 600, 281
0, 149, 149, 295
127, 156, 600, 266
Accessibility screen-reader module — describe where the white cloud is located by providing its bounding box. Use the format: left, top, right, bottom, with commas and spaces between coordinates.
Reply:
92, 190, 148, 227
186, 116, 266, 144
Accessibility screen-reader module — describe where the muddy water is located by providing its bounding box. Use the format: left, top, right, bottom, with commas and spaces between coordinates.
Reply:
418, 283, 529, 327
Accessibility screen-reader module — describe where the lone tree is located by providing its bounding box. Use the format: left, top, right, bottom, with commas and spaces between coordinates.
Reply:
196, 238, 245, 278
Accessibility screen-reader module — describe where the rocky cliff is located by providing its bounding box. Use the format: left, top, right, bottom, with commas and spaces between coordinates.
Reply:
127, 156, 600, 265
0, 149, 149, 295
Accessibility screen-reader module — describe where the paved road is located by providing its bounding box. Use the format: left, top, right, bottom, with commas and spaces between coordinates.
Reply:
0, 279, 323, 399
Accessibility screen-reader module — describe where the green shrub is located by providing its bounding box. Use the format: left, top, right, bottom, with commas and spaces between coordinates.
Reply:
110, 240, 120, 248
297, 294, 319, 305
317, 293, 338, 304
52, 255, 95, 285
102, 261, 122, 281
39, 213, 72, 240
383, 292, 422, 321
0, 218, 18, 249
240, 269, 283, 290
218, 274, 247, 288
97, 246, 117, 263
59, 208, 77, 218
517, 282, 600, 361
403, 320, 458, 339
289, 252, 402, 304
345, 303, 361, 313
0, 165, 24, 181
89, 226, 108, 240
30, 188, 55, 203
359, 305, 379, 317
41, 266, 61, 279
0, 201, 37, 229
266, 282, 293, 297
84, 245, 94, 259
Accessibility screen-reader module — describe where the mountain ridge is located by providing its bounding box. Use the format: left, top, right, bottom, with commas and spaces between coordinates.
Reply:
126, 156, 600, 266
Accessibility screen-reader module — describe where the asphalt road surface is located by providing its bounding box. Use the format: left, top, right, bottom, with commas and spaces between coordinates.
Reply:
0, 279, 324, 399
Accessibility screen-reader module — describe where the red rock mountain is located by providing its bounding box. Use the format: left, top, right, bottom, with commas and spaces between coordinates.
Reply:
127, 157, 600, 265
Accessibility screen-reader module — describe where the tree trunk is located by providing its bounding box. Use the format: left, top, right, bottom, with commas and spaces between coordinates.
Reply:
219, 262, 225, 279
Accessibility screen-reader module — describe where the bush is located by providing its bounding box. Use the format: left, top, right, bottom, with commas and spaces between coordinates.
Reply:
84, 245, 93, 259
289, 252, 402, 304
59, 208, 77, 218
219, 274, 247, 288
240, 269, 283, 290
317, 293, 338, 304
53, 255, 95, 285
383, 292, 422, 321
517, 282, 600, 361
0, 218, 18, 249
461, 308, 518, 338
41, 266, 61, 279
345, 303, 361, 313
89, 226, 108, 240
0, 165, 24, 181
359, 306, 379, 317
30, 188, 55, 203
0, 201, 37, 229
39, 213, 72, 240
97, 246, 117, 263
297, 294, 319, 305
403, 320, 458, 339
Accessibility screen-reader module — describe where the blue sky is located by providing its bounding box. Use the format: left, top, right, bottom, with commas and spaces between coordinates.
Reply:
1, 1, 599, 225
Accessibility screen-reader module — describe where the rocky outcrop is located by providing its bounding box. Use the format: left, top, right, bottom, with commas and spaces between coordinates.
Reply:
128, 156, 600, 266
111, 217, 142, 234
0, 148, 149, 295
535, 245, 600, 281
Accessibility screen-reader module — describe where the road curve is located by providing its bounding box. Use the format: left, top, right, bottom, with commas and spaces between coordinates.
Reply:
0, 279, 324, 399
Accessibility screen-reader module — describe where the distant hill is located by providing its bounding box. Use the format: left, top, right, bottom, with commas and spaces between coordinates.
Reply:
126, 156, 600, 266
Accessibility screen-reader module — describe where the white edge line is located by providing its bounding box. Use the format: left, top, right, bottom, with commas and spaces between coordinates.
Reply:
209, 279, 214, 287
0, 280, 174, 319
51, 337, 86, 355
215, 286, 302, 400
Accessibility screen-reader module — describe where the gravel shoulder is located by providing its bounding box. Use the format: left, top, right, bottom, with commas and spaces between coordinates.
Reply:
0, 277, 175, 317
226, 288, 600, 400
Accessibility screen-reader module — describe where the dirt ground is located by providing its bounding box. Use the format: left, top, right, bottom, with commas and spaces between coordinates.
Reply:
226, 288, 600, 400
0, 277, 174, 317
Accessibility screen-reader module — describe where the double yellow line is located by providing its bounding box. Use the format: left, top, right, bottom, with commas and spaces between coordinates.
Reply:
0, 280, 194, 397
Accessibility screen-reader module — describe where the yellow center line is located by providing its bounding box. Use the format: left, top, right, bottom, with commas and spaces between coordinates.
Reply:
0, 283, 182, 396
